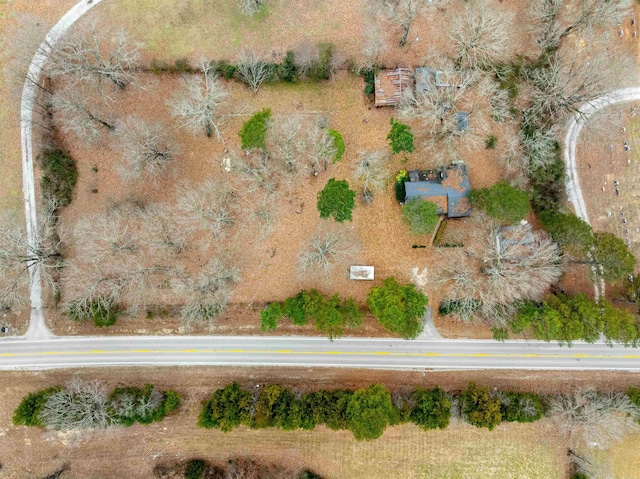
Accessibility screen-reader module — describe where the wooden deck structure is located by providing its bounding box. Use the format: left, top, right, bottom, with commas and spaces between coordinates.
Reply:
374, 68, 413, 107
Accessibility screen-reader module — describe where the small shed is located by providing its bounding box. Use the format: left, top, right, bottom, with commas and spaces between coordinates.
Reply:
455, 111, 469, 132
374, 68, 413, 107
350, 266, 375, 280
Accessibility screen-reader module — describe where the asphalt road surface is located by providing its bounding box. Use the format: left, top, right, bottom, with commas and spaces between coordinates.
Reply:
2, 336, 640, 371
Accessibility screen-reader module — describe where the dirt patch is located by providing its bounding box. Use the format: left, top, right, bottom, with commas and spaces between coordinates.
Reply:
6, 367, 640, 479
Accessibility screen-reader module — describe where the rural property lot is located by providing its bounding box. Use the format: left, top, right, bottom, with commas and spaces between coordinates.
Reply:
6, 366, 640, 479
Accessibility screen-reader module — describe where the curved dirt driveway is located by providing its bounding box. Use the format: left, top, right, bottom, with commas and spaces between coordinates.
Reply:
22, 0, 105, 339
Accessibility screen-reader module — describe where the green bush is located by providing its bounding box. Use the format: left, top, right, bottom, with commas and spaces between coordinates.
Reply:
37, 149, 78, 208
387, 119, 414, 154
150, 58, 170, 74
299, 471, 324, 479
261, 302, 284, 331
410, 387, 451, 430
360, 67, 380, 96
529, 154, 565, 214
460, 383, 502, 430
402, 199, 440, 235
485, 135, 497, 149
346, 384, 394, 441
304, 389, 353, 430
471, 181, 530, 224
12, 387, 61, 426
277, 51, 298, 82
240, 108, 271, 150
510, 293, 640, 346
327, 129, 345, 162
317, 178, 356, 222
539, 211, 594, 258
267, 291, 363, 339
184, 459, 206, 479
164, 390, 181, 414
367, 277, 428, 339
592, 232, 637, 283
395, 169, 409, 201
211, 59, 237, 79
198, 382, 254, 431
499, 392, 543, 423
306, 43, 334, 81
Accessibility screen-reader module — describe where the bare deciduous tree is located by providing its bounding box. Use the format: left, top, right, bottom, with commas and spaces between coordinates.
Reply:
371, 0, 428, 47
116, 118, 178, 182
293, 40, 320, 78
353, 150, 388, 204
307, 121, 337, 173
238, 0, 265, 16
236, 50, 270, 94
178, 258, 239, 330
51, 85, 115, 143
525, 52, 609, 121
298, 229, 358, 281
530, 0, 633, 52
0, 206, 61, 309
435, 219, 563, 326
41, 379, 114, 430
362, 23, 388, 67
61, 207, 179, 319
177, 180, 237, 239
137, 203, 186, 255
550, 389, 640, 449
168, 60, 229, 138
267, 115, 306, 173
47, 24, 139, 90
236, 150, 280, 194
450, 0, 512, 70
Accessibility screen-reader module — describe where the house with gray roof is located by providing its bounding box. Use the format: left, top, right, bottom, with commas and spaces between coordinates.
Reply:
404, 163, 471, 218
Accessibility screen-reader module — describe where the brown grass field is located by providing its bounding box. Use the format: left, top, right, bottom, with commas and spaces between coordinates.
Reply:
7, 366, 640, 479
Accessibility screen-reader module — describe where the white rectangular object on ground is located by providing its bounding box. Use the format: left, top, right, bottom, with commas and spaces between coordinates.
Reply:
350, 266, 374, 280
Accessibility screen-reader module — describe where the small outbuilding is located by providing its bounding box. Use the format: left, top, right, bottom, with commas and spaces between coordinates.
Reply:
374, 68, 413, 107
350, 266, 375, 280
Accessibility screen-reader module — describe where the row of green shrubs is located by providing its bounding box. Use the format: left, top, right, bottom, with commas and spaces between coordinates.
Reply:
198, 381, 543, 441
261, 289, 363, 339
261, 278, 428, 340
149, 43, 334, 83
13, 383, 180, 428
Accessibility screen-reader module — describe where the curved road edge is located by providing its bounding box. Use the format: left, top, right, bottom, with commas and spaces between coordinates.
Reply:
564, 87, 640, 300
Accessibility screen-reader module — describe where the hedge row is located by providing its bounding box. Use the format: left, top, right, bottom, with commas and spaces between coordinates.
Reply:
198, 382, 544, 441
13, 383, 180, 429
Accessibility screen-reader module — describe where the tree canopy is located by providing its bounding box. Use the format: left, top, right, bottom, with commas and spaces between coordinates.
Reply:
387, 118, 415, 154
592, 232, 636, 283
402, 199, 440, 235
471, 181, 530, 224
367, 277, 428, 339
317, 178, 356, 222
346, 384, 395, 441
460, 382, 502, 430
410, 387, 451, 430
240, 108, 271, 150
539, 211, 593, 258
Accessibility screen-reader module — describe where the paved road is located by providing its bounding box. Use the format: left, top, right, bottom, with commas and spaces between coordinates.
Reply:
2, 336, 640, 371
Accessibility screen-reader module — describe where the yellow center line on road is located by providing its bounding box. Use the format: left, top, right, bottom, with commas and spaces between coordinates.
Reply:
0, 349, 638, 359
